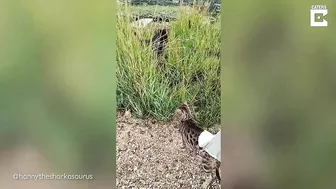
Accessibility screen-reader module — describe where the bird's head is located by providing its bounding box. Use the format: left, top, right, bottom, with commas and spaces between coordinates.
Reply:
172, 101, 193, 127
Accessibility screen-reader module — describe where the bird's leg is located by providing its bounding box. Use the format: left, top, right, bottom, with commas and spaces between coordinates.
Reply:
208, 174, 215, 189
180, 136, 186, 149
180, 141, 186, 149
201, 175, 213, 189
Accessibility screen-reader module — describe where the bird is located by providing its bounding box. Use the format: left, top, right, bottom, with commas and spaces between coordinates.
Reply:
133, 27, 169, 70
152, 28, 168, 57
173, 101, 221, 188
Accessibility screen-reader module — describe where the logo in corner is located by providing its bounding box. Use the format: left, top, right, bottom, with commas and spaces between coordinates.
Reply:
310, 5, 328, 27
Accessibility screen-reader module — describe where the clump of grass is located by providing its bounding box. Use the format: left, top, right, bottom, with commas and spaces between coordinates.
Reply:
117, 5, 220, 127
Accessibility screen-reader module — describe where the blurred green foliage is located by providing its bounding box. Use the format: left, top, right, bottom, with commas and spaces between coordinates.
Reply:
0, 0, 116, 181
222, 1, 335, 189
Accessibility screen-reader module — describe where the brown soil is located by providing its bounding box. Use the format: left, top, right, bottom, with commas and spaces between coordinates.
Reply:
116, 111, 221, 189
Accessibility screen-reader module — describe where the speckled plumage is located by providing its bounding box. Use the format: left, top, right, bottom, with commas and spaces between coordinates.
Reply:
173, 101, 221, 188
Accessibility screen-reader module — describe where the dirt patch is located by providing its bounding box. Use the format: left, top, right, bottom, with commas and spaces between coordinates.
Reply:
116, 111, 221, 189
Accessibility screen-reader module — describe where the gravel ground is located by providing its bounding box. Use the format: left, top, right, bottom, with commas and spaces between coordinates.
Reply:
116, 111, 221, 189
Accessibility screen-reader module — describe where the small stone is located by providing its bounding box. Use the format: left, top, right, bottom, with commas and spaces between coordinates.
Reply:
124, 109, 132, 119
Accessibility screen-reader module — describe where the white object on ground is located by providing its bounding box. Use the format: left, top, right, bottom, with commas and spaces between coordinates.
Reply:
199, 130, 221, 162
131, 18, 154, 28
198, 130, 215, 148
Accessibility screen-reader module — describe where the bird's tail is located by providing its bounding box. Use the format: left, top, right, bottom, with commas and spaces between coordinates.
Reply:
215, 168, 221, 182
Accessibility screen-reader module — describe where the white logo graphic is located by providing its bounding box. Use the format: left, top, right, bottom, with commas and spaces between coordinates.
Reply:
310, 5, 328, 27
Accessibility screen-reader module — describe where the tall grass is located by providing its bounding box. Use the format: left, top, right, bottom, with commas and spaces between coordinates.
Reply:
117, 5, 220, 127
